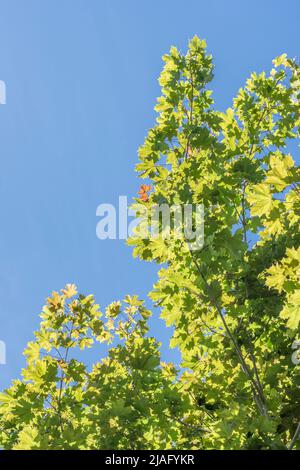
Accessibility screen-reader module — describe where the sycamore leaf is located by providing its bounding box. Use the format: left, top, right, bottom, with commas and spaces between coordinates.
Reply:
282, 290, 300, 330
266, 154, 292, 190
61, 283, 77, 298
13, 426, 39, 450
265, 263, 286, 292
273, 53, 288, 67
23, 342, 40, 364
246, 184, 273, 217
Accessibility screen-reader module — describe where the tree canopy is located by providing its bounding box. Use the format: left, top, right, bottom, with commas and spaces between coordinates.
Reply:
1, 36, 300, 450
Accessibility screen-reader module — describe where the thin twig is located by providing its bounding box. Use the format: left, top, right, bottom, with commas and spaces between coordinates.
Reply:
288, 421, 300, 450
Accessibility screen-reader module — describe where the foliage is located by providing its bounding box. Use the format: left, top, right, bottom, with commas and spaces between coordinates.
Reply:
0, 286, 199, 449
1, 37, 300, 450
129, 37, 300, 449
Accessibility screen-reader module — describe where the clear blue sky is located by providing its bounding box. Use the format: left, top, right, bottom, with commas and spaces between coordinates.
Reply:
0, 0, 299, 389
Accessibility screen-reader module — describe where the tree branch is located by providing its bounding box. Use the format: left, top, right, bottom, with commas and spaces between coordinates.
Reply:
288, 421, 300, 450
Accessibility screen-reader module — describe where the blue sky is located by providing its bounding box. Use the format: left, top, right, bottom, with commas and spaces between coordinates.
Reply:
0, 0, 299, 389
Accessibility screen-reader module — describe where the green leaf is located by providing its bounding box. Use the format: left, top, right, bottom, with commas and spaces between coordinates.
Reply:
247, 184, 273, 217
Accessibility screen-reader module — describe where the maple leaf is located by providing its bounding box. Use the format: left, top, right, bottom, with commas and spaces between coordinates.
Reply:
61, 283, 77, 298
47, 291, 63, 309
138, 184, 152, 202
